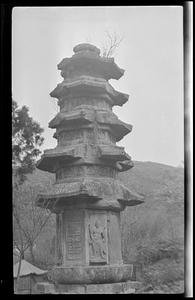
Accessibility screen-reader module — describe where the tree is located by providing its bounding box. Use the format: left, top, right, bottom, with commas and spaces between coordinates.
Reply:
12, 99, 48, 292
84, 30, 124, 58
12, 99, 44, 184
101, 30, 124, 58
13, 182, 53, 293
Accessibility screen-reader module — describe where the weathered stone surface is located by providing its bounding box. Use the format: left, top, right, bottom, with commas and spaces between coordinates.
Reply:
33, 282, 56, 294
56, 165, 118, 182
124, 280, 142, 291
36, 145, 84, 172
50, 76, 128, 106
63, 210, 86, 265
98, 144, 131, 161
36, 178, 144, 209
57, 284, 85, 294
54, 122, 131, 144
58, 43, 124, 81
49, 107, 94, 128
58, 94, 112, 111
47, 264, 133, 284
37, 43, 143, 207
73, 43, 101, 55
85, 282, 129, 294
107, 211, 123, 264
49, 107, 132, 142
36, 43, 144, 292
116, 160, 134, 172
33, 281, 140, 294
37, 143, 133, 174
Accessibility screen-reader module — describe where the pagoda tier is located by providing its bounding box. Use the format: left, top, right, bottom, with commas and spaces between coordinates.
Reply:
50, 76, 129, 107
36, 177, 142, 212
57, 43, 124, 81
49, 106, 132, 142
37, 143, 132, 172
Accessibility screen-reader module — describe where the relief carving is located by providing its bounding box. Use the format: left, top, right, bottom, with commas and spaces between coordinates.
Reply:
64, 211, 84, 262
88, 214, 108, 263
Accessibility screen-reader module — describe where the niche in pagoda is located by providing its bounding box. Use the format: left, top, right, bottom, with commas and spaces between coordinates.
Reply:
36, 43, 144, 284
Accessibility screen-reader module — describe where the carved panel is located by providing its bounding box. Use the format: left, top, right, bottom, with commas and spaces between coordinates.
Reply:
64, 210, 85, 263
87, 211, 108, 264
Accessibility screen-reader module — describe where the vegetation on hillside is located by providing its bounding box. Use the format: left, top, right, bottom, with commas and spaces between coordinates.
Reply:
120, 161, 184, 293
12, 99, 49, 293
14, 161, 184, 293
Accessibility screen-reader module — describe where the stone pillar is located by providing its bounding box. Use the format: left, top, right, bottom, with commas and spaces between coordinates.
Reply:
56, 209, 123, 267
36, 43, 144, 293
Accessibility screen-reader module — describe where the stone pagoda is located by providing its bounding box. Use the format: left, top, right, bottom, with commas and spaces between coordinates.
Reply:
36, 43, 144, 294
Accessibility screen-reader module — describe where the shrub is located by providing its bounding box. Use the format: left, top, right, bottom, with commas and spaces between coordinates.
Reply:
141, 258, 184, 288
135, 238, 183, 266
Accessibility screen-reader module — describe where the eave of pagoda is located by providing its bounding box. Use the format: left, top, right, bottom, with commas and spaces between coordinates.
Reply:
50, 76, 129, 107
36, 144, 83, 172
35, 177, 144, 212
49, 107, 132, 142
36, 143, 133, 173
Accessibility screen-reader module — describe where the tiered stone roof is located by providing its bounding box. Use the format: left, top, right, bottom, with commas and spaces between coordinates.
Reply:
36, 43, 144, 211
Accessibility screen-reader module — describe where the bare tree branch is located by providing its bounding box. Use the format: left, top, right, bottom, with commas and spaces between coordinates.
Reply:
101, 30, 124, 58
13, 181, 53, 289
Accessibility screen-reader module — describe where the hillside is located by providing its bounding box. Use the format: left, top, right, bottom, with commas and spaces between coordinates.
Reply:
26, 161, 184, 293
119, 161, 184, 293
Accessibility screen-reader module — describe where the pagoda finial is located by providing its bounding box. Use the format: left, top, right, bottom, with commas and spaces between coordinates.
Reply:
73, 43, 100, 56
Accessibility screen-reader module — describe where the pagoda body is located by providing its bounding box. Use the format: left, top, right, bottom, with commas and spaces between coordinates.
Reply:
36, 44, 144, 294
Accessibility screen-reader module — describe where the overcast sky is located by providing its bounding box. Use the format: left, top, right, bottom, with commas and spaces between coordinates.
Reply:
12, 6, 184, 167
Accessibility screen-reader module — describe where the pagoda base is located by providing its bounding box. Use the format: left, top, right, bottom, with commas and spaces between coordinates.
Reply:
33, 280, 141, 294
47, 264, 133, 284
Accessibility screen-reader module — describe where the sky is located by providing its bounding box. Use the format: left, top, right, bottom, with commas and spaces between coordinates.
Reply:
12, 6, 184, 167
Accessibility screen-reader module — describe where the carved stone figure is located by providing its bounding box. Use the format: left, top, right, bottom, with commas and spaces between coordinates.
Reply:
88, 219, 107, 262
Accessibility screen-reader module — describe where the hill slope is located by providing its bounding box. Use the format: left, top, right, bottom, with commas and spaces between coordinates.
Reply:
119, 161, 184, 293
26, 161, 184, 293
